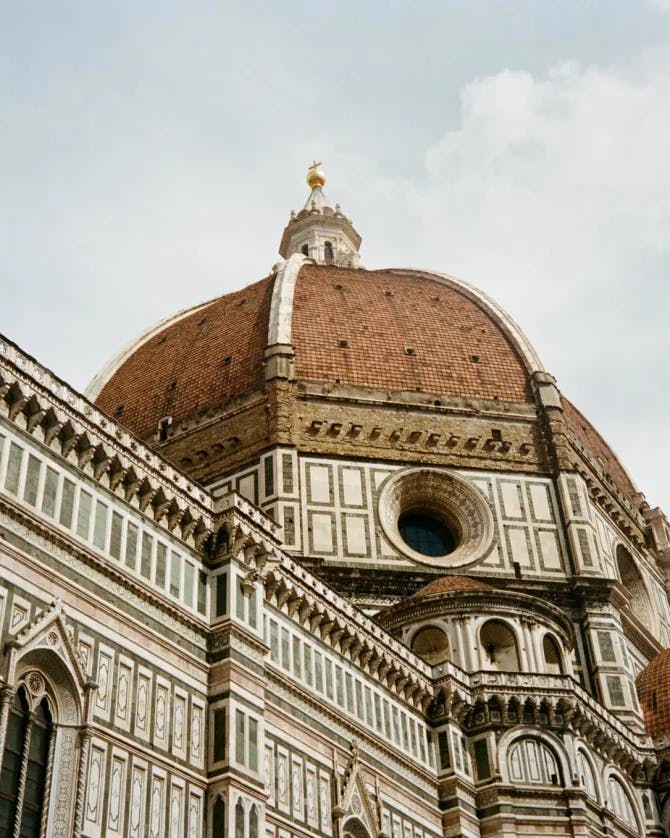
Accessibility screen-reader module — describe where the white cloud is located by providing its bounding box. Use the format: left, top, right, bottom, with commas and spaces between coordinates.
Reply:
361, 52, 670, 509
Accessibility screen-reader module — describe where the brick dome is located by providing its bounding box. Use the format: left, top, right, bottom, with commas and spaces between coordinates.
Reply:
411, 576, 495, 598
636, 649, 670, 740
90, 262, 536, 439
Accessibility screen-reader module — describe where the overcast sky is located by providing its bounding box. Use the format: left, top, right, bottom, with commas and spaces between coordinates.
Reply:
1, 1, 669, 514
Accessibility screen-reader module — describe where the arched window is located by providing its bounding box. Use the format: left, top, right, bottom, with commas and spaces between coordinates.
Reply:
577, 749, 597, 800
249, 804, 259, 838
508, 738, 560, 786
542, 634, 563, 675
607, 775, 638, 831
301, 244, 309, 256
213, 797, 226, 836
616, 546, 653, 626
342, 817, 372, 838
480, 620, 520, 671
324, 241, 334, 264
411, 626, 450, 663
235, 799, 245, 838
0, 687, 52, 837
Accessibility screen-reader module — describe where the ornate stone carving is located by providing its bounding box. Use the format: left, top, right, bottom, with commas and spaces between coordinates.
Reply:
377, 467, 495, 569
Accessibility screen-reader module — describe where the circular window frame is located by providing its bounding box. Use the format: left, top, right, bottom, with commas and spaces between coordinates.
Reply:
378, 467, 494, 568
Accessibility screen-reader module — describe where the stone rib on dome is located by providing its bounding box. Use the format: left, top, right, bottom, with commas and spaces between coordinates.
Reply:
561, 396, 639, 502
411, 576, 494, 598
92, 263, 539, 440
636, 649, 670, 740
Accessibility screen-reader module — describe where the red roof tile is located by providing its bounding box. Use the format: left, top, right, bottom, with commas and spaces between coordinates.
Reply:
96, 275, 274, 438
637, 649, 670, 739
292, 266, 533, 403
94, 265, 535, 439
561, 396, 638, 502
412, 575, 494, 598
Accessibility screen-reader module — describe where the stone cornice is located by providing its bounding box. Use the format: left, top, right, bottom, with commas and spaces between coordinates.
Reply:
378, 589, 575, 649
216, 505, 433, 709
0, 334, 215, 550
0, 495, 210, 644
432, 668, 656, 781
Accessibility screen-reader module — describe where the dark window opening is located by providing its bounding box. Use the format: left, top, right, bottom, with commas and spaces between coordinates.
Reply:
301, 244, 309, 256
398, 512, 457, 557
0, 689, 52, 838
157, 416, 172, 442
324, 241, 334, 264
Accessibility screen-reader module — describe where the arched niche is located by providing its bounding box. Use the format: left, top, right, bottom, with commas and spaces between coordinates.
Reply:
616, 545, 655, 631
542, 633, 564, 675
606, 773, 640, 834
480, 619, 520, 671
507, 737, 563, 787
4, 648, 84, 838
342, 817, 372, 838
411, 625, 450, 663
576, 747, 599, 802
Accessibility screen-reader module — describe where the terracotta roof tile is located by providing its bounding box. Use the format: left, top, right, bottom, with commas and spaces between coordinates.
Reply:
637, 649, 670, 739
96, 275, 274, 438
94, 264, 535, 439
412, 575, 494, 598
292, 266, 533, 403
561, 396, 638, 502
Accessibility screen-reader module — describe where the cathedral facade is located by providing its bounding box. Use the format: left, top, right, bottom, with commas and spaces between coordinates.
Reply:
1, 164, 670, 837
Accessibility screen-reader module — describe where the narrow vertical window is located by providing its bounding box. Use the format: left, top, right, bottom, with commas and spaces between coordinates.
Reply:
169, 552, 181, 598
213, 708, 226, 762
41, 468, 58, 518
250, 805, 259, 838
140, 532, 152, 579
155, 543, 167, 588
76, 490, 92, 539
23, 455, 41, 506
216, 574, 228, 617
109, 512, 123, 560
235, 711, 245, 765
248, 590, 257, 630
213, 798, 226, 836
59, 479, 75, 528
125, 522, 138, 569
248, 718, 258, 772
5, 443, 23, 495
235, 800, 245, 838
93, 500, 108, 550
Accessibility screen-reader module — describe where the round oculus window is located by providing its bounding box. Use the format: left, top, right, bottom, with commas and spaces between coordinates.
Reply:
378, 467, 494, 568
398, 512, 457, 557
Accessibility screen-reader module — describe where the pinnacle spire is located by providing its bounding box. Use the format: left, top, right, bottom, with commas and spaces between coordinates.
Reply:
279, 163, 361, 267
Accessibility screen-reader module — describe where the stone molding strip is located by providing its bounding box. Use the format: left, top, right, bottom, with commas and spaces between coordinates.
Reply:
389, 268, 545, 375
0, 334, 215, 547
85, 299, 214, 401
267, 253, 310, 346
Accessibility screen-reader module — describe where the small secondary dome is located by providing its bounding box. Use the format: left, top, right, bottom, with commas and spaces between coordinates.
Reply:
411, 576, 495, 599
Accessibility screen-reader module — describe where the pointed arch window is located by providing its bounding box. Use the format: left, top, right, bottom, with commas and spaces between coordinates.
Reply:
0, 687, 53, 838
235, 799, 245, 838
213, 797, 226, 835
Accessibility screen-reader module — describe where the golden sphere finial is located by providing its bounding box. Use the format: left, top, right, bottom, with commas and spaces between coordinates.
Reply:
307, 160, 326, 189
